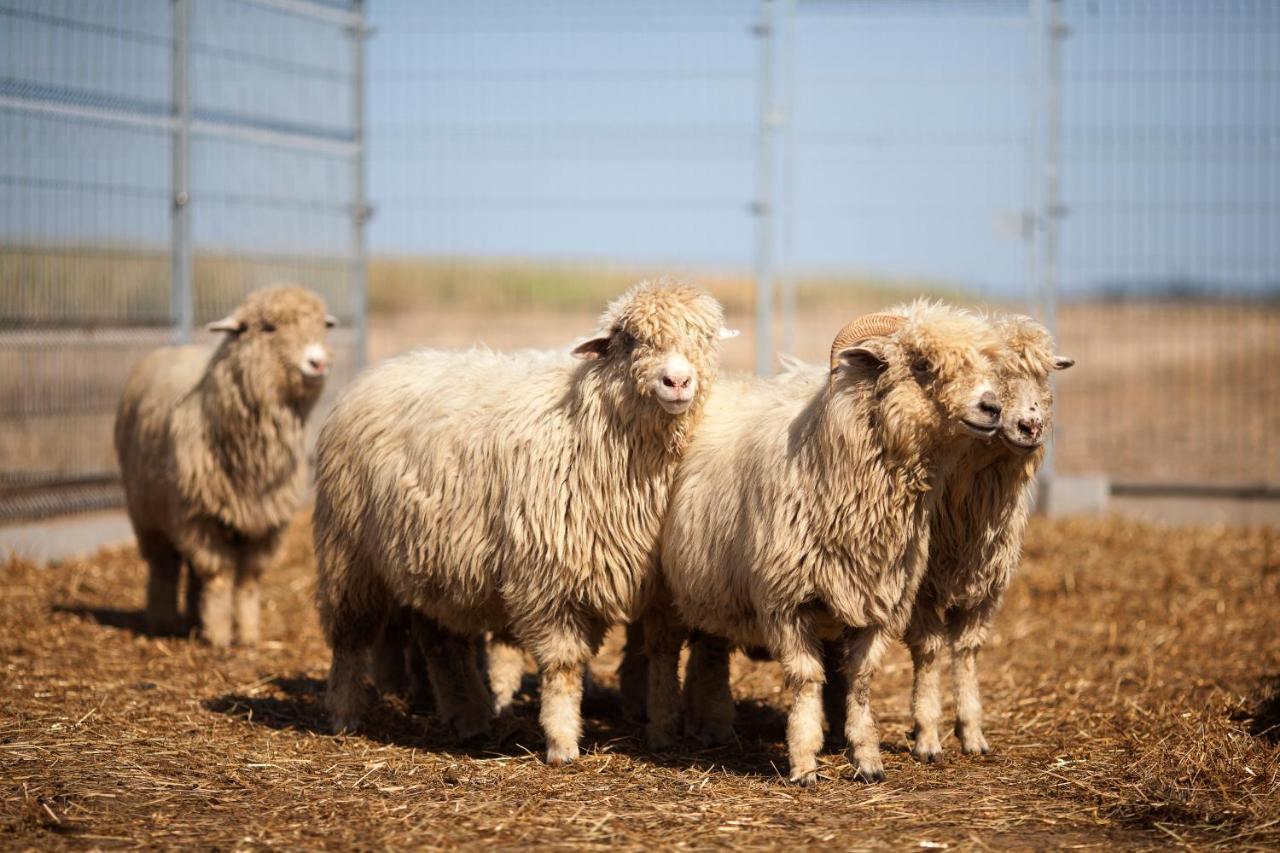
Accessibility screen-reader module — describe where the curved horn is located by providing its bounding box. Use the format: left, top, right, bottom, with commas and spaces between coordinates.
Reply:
829, 313, 907, 370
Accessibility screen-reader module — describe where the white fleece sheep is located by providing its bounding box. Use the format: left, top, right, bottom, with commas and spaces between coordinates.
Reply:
313, 279, 731, 764
904, 314, 1073, 762
114, 285, 335, 647
677, 313, 1075, 765
646, 301, 1005, 785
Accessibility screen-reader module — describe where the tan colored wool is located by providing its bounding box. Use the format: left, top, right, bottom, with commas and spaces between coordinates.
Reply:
646, 300, 1005, 786
904, 314, 1073, 762
312, 279, 728, 765
677, 314, 1076, 764
114, 285, 334, 648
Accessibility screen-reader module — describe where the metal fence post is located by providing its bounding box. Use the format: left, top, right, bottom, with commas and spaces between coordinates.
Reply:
1033, 0, 1065, 500
778, 0, 797, 357
753, 0, 778, 377
171, 0, 192, 343
350, 0, 369, 370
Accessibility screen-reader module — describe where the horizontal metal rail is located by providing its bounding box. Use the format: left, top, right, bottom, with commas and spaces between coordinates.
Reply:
1111, 481, 1280, 502
235, 0, 361, 28
0, 94, 358, 157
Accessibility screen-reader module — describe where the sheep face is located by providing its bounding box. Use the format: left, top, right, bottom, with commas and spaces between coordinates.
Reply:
572, 279, 733, 417
836, 307, 1005, 447
207, 285, 336, 404
993, 316, 1074, 453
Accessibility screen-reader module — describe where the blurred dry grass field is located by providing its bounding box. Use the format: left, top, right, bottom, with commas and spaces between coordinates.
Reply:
2, 515, 1278, 848
366, 281, 1280, 488
3, 254, 1278, 508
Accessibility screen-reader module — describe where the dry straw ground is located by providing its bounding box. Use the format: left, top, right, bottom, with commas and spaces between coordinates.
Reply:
2, 515, 1279, 850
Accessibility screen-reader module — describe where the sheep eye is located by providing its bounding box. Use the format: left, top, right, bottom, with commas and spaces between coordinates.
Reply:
261, 321, 277, 333
912, 357, 932, 375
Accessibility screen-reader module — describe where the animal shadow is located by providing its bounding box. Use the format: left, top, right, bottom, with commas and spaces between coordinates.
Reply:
204, 672, 795, 776
1233, 674, 1280, 744
51, 603, 189, 639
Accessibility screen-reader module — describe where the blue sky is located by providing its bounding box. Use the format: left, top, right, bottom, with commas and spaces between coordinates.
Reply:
365, 0, 1279, 298
2, 0, 1276, 300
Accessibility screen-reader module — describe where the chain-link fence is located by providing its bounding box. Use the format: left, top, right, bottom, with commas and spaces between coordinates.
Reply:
0, 0, 367, 519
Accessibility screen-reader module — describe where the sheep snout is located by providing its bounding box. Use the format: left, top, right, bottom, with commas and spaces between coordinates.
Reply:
959, 389, 1002, 436
300, 343, 331, 380
654, 354, 697, 413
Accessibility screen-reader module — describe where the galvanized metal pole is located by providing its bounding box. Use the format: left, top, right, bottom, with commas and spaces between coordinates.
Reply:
1034, 0, 1066, 501
170, 0, 192, 343
1043, 0, 1063, 343
1027, 0, 1043, 318
350, 0, 369, 370
778, 0, 797, 356
753, 0, 777, 376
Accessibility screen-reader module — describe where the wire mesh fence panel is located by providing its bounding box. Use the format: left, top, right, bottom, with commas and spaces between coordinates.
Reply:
1052, 0, 1280, 489
365, 0, 762, 369
782, 0, 1034, 353
0, 0, 366, 520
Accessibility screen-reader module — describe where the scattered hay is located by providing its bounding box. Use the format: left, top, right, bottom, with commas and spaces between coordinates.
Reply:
2, 515, 1278, 849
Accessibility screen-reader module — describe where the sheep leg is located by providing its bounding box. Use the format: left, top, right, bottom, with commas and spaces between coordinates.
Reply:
197, 570, 235, 648
140, 532, 182, 636
773, 620, 826, 786
487, 630, 526, 717
370, 607, 411, 697
327, 642, 371, 734
183, 571, 204, 634
405, 626, 435, 715
233, 533, 280, 648
905, 603, 948, 763
415, 615, 492, 743
642, 600, 686, 751
618, 621, 649, 724
841, 626, 890, 782
820, 638, 847, 740
232, 574, 261, 647
948, 606, 994, 756
682, 633, 734, 746
528, 623, 599, 766
320, 558, 388, 733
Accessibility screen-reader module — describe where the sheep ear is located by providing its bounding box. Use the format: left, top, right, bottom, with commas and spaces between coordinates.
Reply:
571, 335, 612, 360
836, 342, 889, 372
325, 314, 338, 328
1053, 355, 1075, 371
718, 327, 740, 340
207, 315, 245, 334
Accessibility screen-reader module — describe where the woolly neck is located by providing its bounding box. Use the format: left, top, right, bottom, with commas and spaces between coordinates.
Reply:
182, 346, 314, 535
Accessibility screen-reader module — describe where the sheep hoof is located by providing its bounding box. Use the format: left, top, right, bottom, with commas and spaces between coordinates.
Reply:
646, 725, 677, 752
852, 760, 886, 783
450, 718, 492, 746
330, 714, 362, 735
687, 723, 734, 748
546, 743, 579, 767
956, 724, 990, 756
789, 769, 819, 788
912, 744, 944, 765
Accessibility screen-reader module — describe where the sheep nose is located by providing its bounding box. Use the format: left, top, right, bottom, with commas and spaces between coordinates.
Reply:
308, 354, 329, 373
1017, 416, 1043, 441
662, 372, 691, 391
977, 391, 1002, 419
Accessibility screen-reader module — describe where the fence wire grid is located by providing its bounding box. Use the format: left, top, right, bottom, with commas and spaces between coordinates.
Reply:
2, 0, 1277, 520
1, 0, 367, 519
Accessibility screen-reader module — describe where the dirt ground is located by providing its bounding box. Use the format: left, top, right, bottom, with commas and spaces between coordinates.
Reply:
2, 515, 1278, 850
